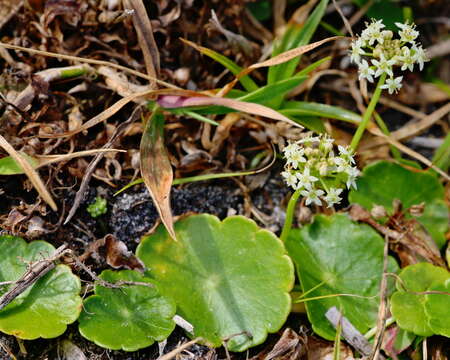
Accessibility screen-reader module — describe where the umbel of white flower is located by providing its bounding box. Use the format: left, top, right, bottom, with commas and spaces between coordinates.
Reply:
281, 134, 359, 208
350, 19, 427, 94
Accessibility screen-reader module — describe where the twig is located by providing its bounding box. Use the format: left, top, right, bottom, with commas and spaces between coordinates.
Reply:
157, 338, 202, 360
332, 0, 353, 37
173, 315, 194, 334
0, 245, 69, 311
0, 339, 16, 360
369, 236, 390, 360
325, 307, 386, 359
70, 255, 154, 289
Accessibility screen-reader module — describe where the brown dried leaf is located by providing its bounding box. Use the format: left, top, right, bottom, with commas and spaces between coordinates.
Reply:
217, 36, 343, 96
105, 235, 145, 272
140, 110, 176, 240
123, 0, 160, 87
250, 328, 305, 360
157, 95, 301, 128
307, 336, 355, 360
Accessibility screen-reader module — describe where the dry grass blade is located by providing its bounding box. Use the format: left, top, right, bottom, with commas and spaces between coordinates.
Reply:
390, 102, 450, 141
216, 36, 343, 96
0, 42, 180, 90
124, 0, 160, 88
0, 134, 57, 210
140, 110, 176, 240
157, 95, 302, 128
368, 128, 450, 181
37, 149, 125, 167
39, 89, 155, 138
366, 102, 450, 148
252, 36, 343, 68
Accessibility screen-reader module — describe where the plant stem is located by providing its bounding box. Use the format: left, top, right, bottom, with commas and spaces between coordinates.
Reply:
364, 317, 395, 339
280, 188, 302, 242
350, 73, 387, 151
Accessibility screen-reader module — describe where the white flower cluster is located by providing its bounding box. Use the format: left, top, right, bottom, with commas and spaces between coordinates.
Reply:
281, 134, 359, 208
350, 20, 427, 94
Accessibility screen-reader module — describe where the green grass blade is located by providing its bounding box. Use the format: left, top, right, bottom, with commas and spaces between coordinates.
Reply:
280, 115, 325, 132
295, 56, 331, 77
268, 0, 329, 85
280, 101, 361, 124
238, 76, 307, 109
183, 40, 258, 92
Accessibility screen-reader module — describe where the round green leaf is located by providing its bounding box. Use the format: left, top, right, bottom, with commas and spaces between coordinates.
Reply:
425, 278, 450, 337
391, 263, 450, 336
0, 236, 82, 339
349, 161, 448, 248
78, 270, 176, 352
136, 214, 294, 352
286, 214, 399, 340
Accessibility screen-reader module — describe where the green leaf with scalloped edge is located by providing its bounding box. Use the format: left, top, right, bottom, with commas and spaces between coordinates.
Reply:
0, 236, 82, 339
349, 161, 448, 248
425, 278, 450, 337
390, 263, 450, 337
136, 214, 294, 352
286, 214, 399, 340
78, 270, 175, 352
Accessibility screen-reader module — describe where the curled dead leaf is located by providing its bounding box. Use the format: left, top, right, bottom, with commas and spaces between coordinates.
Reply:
140, 110, 176, 240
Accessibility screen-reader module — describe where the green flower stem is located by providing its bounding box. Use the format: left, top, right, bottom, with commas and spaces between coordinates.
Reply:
350, 73, 387, 151
280, 188, 302, 242
319, 178, 329, 192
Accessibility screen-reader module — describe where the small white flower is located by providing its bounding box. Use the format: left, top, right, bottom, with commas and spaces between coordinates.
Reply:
346, 167, 360, 189
358, 59, 375, 83
296, 167, 318, 190
281, 171, 297, 188
322, 136, 334, 152
350, 38, 365, 64
286, 148, 306, 169
380, 30, 393, 42
372, 54, 396, 78
369, 19, 385, 32
301, 188, 325, 206
317, 161, 329, 176
338, 145, 355, 162
395, 22, 419, 44
333, 156, 351, 173
283, 142, 301, 158
324, 188, 343, 208
399, 47, 415, 72
361, 19, 385, 45
380, 76, 403, 94
411, 45, 427, 71
298, 135, 320, 144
